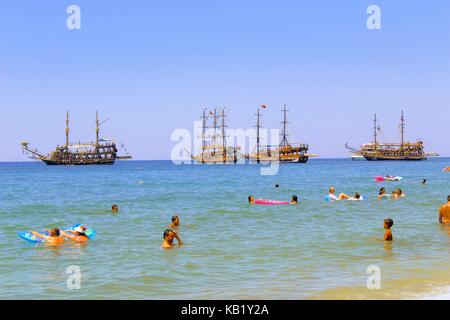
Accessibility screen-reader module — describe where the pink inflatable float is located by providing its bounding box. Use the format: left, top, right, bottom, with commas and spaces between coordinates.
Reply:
254, 199, 290, 205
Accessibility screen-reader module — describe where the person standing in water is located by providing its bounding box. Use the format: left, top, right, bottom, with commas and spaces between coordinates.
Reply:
162, 229, 183, 249
168, 215, 180, 229
31, 228, 64, 246
384, 219, 394, 241
439, 195, 450, 224
291, 195, 298, 204
112, 204, 119, 213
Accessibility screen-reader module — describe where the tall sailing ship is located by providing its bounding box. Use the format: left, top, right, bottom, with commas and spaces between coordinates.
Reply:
190, 107, 240, 164
246, 104, 314, 163
345, 111, 428, 161
21, 111, 131, 165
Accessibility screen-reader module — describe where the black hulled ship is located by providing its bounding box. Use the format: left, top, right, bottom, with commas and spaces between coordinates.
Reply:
21, 111, 131, 165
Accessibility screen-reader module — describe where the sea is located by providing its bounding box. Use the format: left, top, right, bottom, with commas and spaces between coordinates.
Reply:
0, 158, 449, 299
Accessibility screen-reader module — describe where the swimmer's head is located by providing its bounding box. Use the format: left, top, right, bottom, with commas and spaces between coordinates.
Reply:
384, 219, 394, 229
248, 195, 254, 204
112, 204, 118, 212
354, 193, 361, 199
171, 215, 180, 226
447, 195, 450, 202
379, 187, 385, 195
396, 188, 403, 195
291, 195, 298, 203
50, 228, 60, 237
329, 187, 335, 194
275, 184, 279, 188
75, 226, 87, 234
163, 229, 176, 241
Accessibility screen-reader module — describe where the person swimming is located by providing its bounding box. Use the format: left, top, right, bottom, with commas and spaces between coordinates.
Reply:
168, 215, 180, 229
377, 187, 390, 200
248, 195, 255, 204
291, 195, 298, 204
162, 229, 183, 249
112, 204, 119, 213
348, 192, 363, 201
61, 226, 89, 243
384, 219, 394, 241
31, 228, 64, 246
439, 195, 450, 224
422, 179, 427, 185
395, 188, 405, 198
327, 187, 350, 201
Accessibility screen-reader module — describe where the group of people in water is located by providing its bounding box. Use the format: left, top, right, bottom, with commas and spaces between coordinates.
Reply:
30, 225, 90, 246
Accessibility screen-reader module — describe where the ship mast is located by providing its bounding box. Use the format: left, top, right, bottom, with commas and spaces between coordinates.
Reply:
95, 111, 100, 148
65, 111, 70, 148
280, 104, 289, 147
255, 107, 262, 163
213, 108, 218, 156
400, 110, 405, 151
221, 107, 227, 163
201, 108, 208, 163
373, 113, 378, 149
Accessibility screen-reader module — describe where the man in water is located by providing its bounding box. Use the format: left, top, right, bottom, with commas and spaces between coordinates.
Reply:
112, 204, 119, 213
422, 179, 427, 185
328, 187, 350, 201
162, 229, 183, 249
384, 219, 394, 241
61, 226, 89, 243
31, 228, 64, 246
439, 195, 450, 224
168, 215, 180, 229
248, 195, 255, 204
291, 195, 298, 204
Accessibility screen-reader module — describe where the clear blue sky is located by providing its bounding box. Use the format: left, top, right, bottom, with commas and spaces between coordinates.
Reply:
1, 0, 449, 161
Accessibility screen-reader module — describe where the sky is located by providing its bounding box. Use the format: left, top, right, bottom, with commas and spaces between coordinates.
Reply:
0, 0, 449, 161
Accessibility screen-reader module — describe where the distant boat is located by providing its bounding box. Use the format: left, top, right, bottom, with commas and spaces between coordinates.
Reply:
191, 107, 241, 164
349, 152, 366, 161
246, 104, 316, 163
21, 111, 131, 165
346, 111, 435, 161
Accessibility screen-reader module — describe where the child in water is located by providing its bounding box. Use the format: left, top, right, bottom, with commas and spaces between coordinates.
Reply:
168, 215, 180, 229
31, 228, 64, 246
384, 219, 394, 241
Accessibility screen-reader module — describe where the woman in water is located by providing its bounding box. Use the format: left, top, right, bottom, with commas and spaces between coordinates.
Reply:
61, 226, 89, 243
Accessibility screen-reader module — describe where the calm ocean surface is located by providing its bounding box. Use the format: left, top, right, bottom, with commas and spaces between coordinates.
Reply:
1, 159, 449, 299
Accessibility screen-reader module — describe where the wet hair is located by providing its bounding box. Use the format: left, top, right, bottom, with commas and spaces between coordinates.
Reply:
355, 193, 361, 199
248, 195, 253, 203
163, 229, 174, 239
422, 179, 427, 183
384, 219, 394, 228
50, 228, 60, 237
292, 195, 298, 202
329, 187, 335, 193
171, 215, 179, 223
112, 204, 118, 211
447, 195, 450, 202
379, 187, 386, 195
396, 188, 403, 196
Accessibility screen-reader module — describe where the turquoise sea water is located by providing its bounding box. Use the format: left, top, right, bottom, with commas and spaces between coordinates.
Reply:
0, 159, 449, 299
